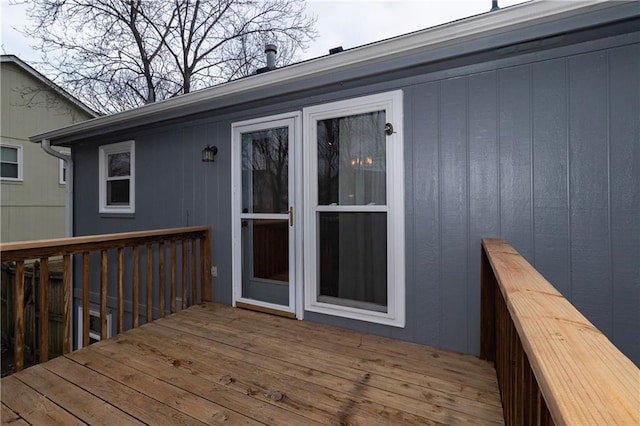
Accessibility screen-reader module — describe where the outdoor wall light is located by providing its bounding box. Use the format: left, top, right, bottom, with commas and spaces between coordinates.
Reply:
202, 145, 218, 162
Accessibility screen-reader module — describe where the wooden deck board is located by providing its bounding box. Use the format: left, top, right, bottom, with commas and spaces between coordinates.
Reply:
1, 302, 504, 425
1, 403, 29, 425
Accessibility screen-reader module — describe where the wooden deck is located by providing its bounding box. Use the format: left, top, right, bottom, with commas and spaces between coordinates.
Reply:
1, 303, 504, 425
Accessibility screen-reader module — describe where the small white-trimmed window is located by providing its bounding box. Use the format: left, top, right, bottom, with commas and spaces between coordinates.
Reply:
0, 144, 23, 181
76, 306, 112, 349
99, 141, 135, 214
303, 91, 405, 327
59, 159, 66, 185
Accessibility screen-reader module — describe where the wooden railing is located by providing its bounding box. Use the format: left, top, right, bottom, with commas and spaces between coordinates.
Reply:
0, 226, 211, 373
480, 238, 639, 426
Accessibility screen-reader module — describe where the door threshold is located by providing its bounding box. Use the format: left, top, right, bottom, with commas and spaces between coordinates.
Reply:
236, 301, 297, 319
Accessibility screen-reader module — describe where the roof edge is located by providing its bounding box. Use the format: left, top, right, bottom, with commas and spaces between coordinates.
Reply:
29, 0, 635, 144
1, 55, 100, 118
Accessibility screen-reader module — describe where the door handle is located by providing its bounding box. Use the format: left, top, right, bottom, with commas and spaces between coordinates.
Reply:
289, 206, 294, 227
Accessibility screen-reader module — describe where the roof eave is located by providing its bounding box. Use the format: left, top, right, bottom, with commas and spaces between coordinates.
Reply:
1, 55, 100, 118
29, 0, 635, 145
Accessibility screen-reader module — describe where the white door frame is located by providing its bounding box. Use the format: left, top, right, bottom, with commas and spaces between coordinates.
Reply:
231, 112, 303, 319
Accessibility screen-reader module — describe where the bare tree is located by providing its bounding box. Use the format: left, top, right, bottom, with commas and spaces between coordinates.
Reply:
25, 0, 316, 113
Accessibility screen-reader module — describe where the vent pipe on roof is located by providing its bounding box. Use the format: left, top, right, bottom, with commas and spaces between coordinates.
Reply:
265, 44, 277, 69
490, 0, 499, 11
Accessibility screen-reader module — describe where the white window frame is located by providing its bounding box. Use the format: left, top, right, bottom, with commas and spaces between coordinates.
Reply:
59, 158, 66, 185
303, 90, 405, 327
99, 140, 135, 214
76, 306, 112, 349
0, 144, 23, 181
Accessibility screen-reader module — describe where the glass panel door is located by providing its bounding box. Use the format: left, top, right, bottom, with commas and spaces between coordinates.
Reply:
233, 117, 296, 313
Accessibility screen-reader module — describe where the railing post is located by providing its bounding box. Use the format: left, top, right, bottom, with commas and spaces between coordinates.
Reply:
117, 247, 124, 334
158, 242, 165, 318
480, 244, 496, 362
202, 230, 212, 302
146, 244, 153, 323
14, 261, 25, 372
38, 258, 49, 363
191, 239, 197, 305
62, 254, 71, 354
181, 240, 187, 310
132, 246, 139, 328
100, 250, 108, 340
170, 240, 176, 313
82, 252, 90, 348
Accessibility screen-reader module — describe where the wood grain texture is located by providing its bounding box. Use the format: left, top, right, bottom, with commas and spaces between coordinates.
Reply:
1, 402, 29, 425
38, 258, 48, 363
170, 240, 176, 313
158, 241, 165, 318
13, 261, 25, 372
100, 250, 107, 340
181, 240, 187, 310
1, 376, 83, 425
117, 247, 124, 334
82, 252, 89, 348
62, 254, 71, 354
482, 238, 640, 426
132, 245, 139, 328
2, 303, 503, 425
146, 244, 152, 322
0, 226, 210, 260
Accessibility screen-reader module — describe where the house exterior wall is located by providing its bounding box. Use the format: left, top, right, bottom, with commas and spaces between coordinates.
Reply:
72, 30, 639, 364
0, 60, 94, 242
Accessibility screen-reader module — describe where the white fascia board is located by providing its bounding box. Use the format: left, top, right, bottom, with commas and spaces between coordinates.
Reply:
29, 0, 623, 145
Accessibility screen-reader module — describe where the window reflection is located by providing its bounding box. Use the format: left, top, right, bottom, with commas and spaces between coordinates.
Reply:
317, 111, 386, 206
242, 127, 289, 213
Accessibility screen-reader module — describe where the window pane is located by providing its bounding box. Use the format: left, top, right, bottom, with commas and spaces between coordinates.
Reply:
318, 212, 387, 311
317, 111, 386, 205
107, 179, 130, 205
242, 219, 289, 305
241, 127, 288, 213
0, 163, 18, 179
108, 152, 130, 177
0, 147, 18, 163
88, 314, 101, 334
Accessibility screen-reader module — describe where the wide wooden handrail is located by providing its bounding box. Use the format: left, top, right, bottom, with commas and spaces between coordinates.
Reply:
0, 226, 212, 374
481, 238, 639, 425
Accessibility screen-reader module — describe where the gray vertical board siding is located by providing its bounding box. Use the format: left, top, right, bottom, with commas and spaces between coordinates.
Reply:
568, 51, 612, 336
499, 65, 533, 260
468, 71, 499, 352
438, 77, 469, 352
408, 82, 441, 346
608, 44, 640, 360
532, 58, 571, 297
70, 35, 639, 364
210, 123, 233, 305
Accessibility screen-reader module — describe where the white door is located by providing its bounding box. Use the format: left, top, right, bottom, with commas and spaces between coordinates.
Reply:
232, 113, 300, 317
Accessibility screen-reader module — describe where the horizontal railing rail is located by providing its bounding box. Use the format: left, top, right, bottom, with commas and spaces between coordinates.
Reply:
480, 238, 639, 426
0, 226, 211, 374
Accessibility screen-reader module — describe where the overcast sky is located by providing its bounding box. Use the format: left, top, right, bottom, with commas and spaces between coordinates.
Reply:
1, 0, 528, 70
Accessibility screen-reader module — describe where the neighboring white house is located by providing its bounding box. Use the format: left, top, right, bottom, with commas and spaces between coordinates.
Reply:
0, 55, 97, 243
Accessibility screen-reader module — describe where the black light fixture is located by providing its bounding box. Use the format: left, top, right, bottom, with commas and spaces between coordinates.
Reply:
202, 145, 218, 162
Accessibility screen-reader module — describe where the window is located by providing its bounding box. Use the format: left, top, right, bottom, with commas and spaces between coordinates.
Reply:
303, 91, 405, 327
59, 158, 66, 185
76, 306, 112, 349
99, 141, 135, 213
0, 144, 23, 181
